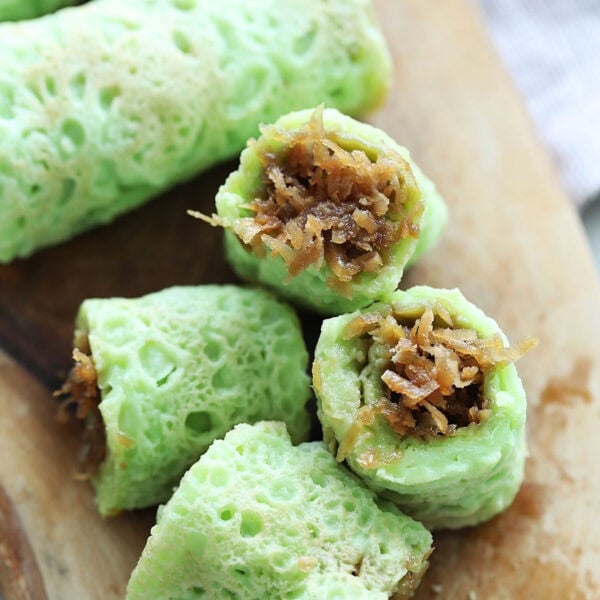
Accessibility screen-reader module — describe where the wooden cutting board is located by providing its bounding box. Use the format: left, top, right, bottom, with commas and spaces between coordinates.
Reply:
1, 0, 599, 598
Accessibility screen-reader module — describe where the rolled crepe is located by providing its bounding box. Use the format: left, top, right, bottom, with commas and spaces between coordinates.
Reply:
59, 286, 311, 515
313, 286, 536, 529
0, 0, 76, 21
205, 107, 447, 315
126, 422, 433, 600
0, 0, 390, 263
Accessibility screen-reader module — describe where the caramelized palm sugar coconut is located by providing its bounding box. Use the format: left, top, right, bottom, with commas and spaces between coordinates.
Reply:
198, 108, 422, 294
55, 334, 105, 478
338, 304, 537, 464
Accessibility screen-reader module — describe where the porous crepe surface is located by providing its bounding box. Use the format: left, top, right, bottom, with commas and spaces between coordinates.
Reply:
314, 286, 527, 529
0, 0, 391, 262
0, 0, 75, 21
219, 108, 447, 315
126, 422, 432, 600
77, 285, 310, 515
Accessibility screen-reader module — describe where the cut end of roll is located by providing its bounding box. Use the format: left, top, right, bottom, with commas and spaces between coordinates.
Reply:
199, 107, 422, 295
342, 303, 537, 448
55, 334, 105, 479
243, 107, 422, 288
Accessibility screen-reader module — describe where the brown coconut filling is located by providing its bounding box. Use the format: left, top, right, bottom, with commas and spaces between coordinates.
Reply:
196, 109, 422, 296
337, 304, 537, 465
55, 337, 105, 478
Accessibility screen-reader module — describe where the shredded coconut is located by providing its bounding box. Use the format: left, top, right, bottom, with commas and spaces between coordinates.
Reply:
341, 304, 537, 446
56, 343, 105, 478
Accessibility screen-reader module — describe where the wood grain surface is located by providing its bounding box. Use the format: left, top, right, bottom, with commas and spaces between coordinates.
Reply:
0, 485, 47, 600
1, 0, 599, 598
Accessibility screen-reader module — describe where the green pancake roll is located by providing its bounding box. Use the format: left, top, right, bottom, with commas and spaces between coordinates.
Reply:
126, 422, 433, 600
60, 285, 311, 516
312, 286, 537, 529
0, 0, 76, 22
202, 107, 447, 315
0, 0, 391, 263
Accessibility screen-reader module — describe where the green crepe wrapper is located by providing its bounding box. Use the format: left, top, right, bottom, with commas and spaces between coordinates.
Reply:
313, 286, 527, 530
127, 422, 432, 600
217, 108, 447, 315
76, 285, 310, 515
0, 0, 76, 21
0, 0, 391, 263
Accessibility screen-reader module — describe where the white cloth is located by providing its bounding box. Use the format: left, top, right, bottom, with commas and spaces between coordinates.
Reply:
479, 0, 600, 206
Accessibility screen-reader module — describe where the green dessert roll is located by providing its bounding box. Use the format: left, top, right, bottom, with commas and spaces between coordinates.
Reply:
126, 422, 433, 600
58, 286, 311, 515
0, 0, 391, 263
199, 107, 447, 315
313, 286, 537, 529
0, 0, 76, 22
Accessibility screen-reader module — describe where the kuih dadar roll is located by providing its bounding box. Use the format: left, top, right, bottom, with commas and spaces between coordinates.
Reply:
313, 286, 536, 529
127, 422, 433, 600
0, 0, 390, 262
58, 286, 311, 515
201, 107, 446, 315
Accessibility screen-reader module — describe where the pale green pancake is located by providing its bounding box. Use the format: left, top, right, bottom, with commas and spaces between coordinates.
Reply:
75, 285, 310, 515
313, 286, 528, 529
0, 0, 390, 262
127, 422, 432, 600
216, 108, 447, 315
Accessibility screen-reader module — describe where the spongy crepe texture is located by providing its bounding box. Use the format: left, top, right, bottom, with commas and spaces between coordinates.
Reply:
0, 0, 391, 263
313, 286, 527, 530
218, 108, 447, 315
126, 422, 432, 600
77, 286, 311, 515
0, 0, 76, 21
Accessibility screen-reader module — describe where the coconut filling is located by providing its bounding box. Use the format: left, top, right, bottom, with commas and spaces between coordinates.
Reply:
198, 110, 422, 297
337, 304, 537, 467
56, 333, 105, 478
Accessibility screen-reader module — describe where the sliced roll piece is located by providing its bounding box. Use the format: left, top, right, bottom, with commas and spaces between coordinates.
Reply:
0, 0, 390, 262
0, 0, 76, 21
313, 286, 537, 529
200, 107, 446, 315
57, 286, 311, 515
126, 422, 433, 600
